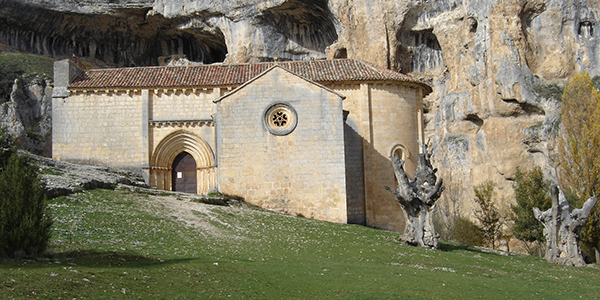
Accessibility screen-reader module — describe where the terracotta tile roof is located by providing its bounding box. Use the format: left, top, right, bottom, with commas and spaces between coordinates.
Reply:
69, 59, 431, 92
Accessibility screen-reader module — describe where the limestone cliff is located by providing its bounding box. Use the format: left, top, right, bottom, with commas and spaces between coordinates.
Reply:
0, 75, 52, 156
1, 0, 599, 215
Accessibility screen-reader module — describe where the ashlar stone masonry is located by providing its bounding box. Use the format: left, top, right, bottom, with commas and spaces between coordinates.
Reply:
52, 58, 431, 231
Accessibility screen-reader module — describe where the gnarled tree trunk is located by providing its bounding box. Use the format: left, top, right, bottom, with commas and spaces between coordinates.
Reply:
533, 185, 598, 266
386, 143, 444, 249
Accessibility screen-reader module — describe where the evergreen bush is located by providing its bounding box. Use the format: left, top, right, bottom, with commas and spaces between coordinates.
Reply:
0, 128, 52, 258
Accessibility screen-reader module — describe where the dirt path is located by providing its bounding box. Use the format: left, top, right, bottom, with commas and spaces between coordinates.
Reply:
127, 189, 255, 241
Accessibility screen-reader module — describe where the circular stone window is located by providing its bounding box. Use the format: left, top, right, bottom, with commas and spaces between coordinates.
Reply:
264, 103, 297, 136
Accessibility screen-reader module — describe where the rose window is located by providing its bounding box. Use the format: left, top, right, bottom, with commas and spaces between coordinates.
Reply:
265, 103, 297, 135
272, 111, 288, 127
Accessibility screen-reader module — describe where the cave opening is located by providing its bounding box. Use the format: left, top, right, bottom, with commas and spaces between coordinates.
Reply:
465, 114, 484, 127
0, 4, 228, 68
334, 48, 347, 59
75, 30, 227, 67
258, 0, 337, 60
396, 28, 444, 74
579, 21, 594, 38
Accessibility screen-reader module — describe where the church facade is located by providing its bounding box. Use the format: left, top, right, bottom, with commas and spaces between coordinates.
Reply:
52, 59, 431, 231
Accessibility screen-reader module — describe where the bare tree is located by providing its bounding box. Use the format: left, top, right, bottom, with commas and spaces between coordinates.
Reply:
558, 72, 600, 260
385, 142, 444, 249
534, 185, 598, 266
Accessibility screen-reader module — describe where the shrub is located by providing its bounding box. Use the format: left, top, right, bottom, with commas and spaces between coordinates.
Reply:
434, 182, 464, 242
532, 84, 564, 101
511, 167, 551, 256
0, 128, 52, 258
593, 75, 600, 92
473, 181, 505, 249
453, 217, 485, 247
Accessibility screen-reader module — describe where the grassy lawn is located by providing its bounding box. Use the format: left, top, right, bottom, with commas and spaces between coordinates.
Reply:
1, 189, 599, 299
0, 53, 55, 79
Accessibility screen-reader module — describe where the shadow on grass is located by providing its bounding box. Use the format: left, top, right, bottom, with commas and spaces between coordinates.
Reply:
2, 250, 202, 269
439, 241, 515, 257
438, 242, 487, 254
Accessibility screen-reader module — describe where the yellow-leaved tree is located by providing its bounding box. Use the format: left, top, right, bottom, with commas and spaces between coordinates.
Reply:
558, 71, 600, 262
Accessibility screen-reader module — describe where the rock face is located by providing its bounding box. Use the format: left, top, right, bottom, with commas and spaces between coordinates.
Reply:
1, 0, 599, 220
32, 153, 147, 198
0, 75, 53, 156
423, 0, 599, 214
0, 0, 336, 66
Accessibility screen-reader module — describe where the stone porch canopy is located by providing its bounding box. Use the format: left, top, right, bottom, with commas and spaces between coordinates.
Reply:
67, 59, 432, 92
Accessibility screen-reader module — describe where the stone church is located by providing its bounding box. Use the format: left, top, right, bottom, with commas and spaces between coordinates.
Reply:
52, 58, 431, 231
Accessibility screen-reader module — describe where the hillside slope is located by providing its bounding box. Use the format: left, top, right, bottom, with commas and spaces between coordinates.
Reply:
1, 188, 599, 298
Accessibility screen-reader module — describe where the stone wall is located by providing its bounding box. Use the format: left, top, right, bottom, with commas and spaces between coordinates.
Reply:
52, 90, 144, 170
53, 65, 220, 182
334, 84, 366, 224
148, 88, 218, 163
151, 88, 216, 121
216, 67, 348, 223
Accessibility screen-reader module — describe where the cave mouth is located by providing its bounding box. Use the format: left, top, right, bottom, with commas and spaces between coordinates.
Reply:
258, 0, 338, 59
465, 114, 484, 127
0, 5, 228, 67
395, 28, 444, 74
578, 20, 595, 37
76, 30, 228, 67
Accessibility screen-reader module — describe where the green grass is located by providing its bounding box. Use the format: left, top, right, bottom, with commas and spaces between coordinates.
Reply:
1, 189, 599, 299
39, 167, 63, 176
0, 53, 54, 79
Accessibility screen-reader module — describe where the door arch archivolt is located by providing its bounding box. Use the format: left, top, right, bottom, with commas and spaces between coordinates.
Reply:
150, 130, 216, 194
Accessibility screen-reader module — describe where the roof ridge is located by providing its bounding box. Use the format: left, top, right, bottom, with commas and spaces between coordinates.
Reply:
69, 59, 431, 94
84, 59, 358, 72
84, 62, 266, 72
216, 64, 346, 103
358, 59, 403, 75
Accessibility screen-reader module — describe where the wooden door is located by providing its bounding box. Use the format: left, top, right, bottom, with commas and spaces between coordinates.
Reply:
172, 152, 197, 193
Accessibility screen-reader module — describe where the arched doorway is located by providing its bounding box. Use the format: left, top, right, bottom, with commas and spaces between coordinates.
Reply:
172, 152, 197, 193
149, 130, 216, 194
